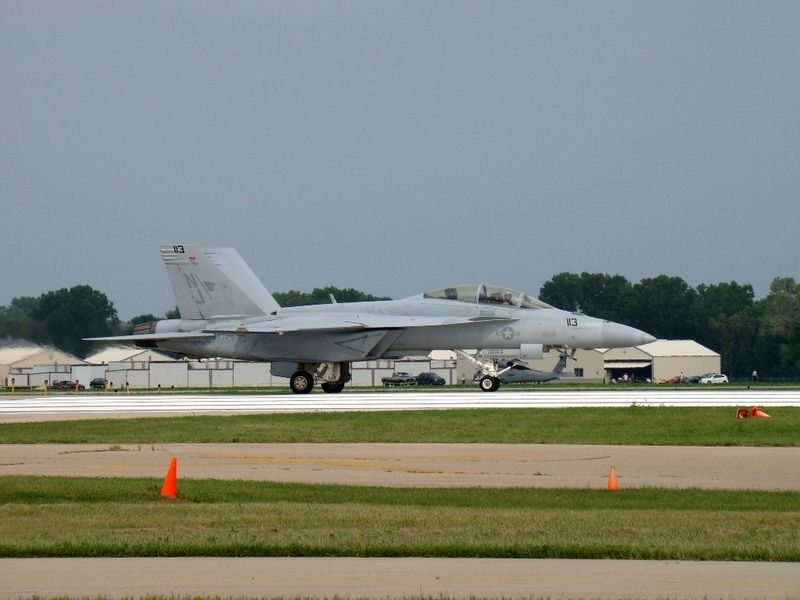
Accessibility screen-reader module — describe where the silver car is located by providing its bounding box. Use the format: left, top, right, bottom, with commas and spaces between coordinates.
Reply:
700, 373, 729, 384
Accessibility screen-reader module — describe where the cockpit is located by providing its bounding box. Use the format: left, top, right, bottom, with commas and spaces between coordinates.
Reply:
422, 284, 552, 309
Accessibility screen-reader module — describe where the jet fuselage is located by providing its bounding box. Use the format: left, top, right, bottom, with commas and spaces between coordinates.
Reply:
147, 295, 652, 362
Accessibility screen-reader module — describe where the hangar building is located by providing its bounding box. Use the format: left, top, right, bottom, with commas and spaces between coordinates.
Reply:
5, 340, 720, 389
487, 339, 721, 383
1, 345, 84, 387
603, 340, 720, 383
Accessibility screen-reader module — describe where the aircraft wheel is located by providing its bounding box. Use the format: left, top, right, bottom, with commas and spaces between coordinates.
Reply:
321, 382, 345, 394
290, 371, 314, 394
479, 375, 500, 392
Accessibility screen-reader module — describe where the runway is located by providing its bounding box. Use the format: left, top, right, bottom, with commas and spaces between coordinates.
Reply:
3, 557, 799, 600
3, 442, 799, 489
1, 388, 799, 422
3, 389, 799, 599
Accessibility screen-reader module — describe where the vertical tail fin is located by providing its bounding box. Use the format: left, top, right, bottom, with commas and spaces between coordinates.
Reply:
160, 244, 281, 319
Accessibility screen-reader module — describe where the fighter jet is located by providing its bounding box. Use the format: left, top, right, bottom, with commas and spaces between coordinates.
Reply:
86, 244, 655, 393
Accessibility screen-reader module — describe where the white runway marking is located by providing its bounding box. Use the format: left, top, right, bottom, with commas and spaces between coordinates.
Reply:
1, 388, 799, 420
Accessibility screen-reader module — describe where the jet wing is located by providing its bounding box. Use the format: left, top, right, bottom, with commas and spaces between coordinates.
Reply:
216, 314, 516, 335
84, 315, 517, 343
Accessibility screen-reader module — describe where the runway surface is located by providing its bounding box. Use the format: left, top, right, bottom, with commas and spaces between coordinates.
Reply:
3, 442, 799, 489
1, 388, 799, 422
3, 389, 799, 599
3, 557, 799, 600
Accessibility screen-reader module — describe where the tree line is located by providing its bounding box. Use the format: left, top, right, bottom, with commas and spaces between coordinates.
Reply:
0, 286, 390, 359
1, 277, 798, 377
539, 273, 800, 378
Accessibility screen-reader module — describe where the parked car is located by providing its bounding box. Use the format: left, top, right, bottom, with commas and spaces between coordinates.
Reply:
89, 378, 107, 389
415, 372, 446, 386
700, 373, 729, 384
381, 372, 417, 386
50, 380, 85, 390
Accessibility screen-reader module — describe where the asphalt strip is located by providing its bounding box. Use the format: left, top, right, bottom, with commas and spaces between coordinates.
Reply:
2, 557, 799, 600
2, 442, 800, 489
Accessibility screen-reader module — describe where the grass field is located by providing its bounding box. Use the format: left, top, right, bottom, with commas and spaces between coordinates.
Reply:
1, 406, 798, 445
2, 476, 798, 561
2, 408, 798, 566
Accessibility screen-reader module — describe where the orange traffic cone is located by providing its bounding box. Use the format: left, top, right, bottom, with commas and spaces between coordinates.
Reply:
750, 406, 771, 418
160, 457, 178, 498
736, 408, 750, 419
607, 465, 619, 490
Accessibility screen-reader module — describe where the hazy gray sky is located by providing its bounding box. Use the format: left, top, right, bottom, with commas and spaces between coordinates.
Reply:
2, 1, 798, 319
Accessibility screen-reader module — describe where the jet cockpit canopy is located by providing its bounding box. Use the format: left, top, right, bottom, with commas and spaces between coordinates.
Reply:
423, 284, 552, 309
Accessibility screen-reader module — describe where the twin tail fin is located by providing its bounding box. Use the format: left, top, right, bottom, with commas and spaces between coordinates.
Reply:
160, 244, 281, 320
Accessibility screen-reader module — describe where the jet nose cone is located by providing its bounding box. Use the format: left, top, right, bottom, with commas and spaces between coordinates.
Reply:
602, 322, 657, 348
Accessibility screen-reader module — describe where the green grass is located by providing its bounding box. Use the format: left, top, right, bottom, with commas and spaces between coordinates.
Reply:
5, 476, 799, 510
3, 408, 797, 566
1, 407, 797, 445
1, 476, 798, 561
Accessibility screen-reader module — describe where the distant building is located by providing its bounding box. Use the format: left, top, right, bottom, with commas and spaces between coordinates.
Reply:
459, 340, 721, 383
1, 345, 85, 387
72, 346, 178, 387
84, 346, 175, 364
4, 341, 720, 389
604, 340, 720, 383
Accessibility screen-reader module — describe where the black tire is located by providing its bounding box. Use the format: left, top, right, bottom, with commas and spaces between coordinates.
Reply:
479, 375, 500, 392
321, 382, 345, 394
290, 371, 314, 394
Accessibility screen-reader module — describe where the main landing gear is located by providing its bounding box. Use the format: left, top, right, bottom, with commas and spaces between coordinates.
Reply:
321, 382, 345, 393
479, 375, 501, 392
289, 363, 350, 394
290, 370, 314, 394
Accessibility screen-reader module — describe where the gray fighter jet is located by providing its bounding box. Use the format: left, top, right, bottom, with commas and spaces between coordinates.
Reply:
87, 244, 655, 393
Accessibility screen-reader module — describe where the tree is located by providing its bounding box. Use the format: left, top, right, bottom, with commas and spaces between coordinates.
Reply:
690, 282, 755, 351
273, 286, 391, 307
537, 270, 800, 376
539, 273, 583, 312
4, 296, 40, 318
710, 305, 763, 377
761, 277, 800, 337
784, 324, 800, 372
759, 277, 800, 376
539, 273, 635, 323
576, 273, 636, 323
0, 296, 47, 342
631, 276, 696, 340
31, 285, 119, 358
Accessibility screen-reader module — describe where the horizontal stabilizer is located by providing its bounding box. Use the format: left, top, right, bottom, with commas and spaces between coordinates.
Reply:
83, 331, 215, 342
